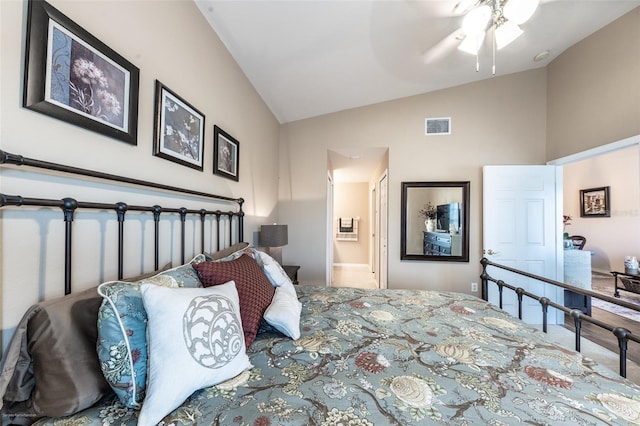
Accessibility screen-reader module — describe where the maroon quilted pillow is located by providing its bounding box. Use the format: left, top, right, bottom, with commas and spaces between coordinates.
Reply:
193, 254, 275, 348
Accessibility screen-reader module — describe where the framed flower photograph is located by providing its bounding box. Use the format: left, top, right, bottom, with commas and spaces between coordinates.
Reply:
153, 81, 205, 171
213, 125, 240, 181
23, 0, 139, 145
580, 186, 610, 217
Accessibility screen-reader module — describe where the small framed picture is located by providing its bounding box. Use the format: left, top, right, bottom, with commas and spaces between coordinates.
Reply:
153, 81, 205, 171
580, 186, 610, 217
213, 125, 240, 181
23, 0, 139, 145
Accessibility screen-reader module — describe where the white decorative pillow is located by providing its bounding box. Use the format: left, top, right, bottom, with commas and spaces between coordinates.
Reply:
138, 282, 252, 425
263, 285, 302, 339
252, 250, 301, 339
254, 250, 296, 291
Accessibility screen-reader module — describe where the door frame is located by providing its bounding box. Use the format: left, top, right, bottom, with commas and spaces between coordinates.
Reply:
370, 184, 377, 275
326, 172, 334, 287
377, 169, 388, 289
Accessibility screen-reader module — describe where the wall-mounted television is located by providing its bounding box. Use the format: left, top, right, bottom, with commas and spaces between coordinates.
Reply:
436, 203, 461, 233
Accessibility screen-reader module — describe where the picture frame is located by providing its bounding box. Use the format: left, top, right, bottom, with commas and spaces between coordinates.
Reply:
153, 81, 205, 171
213, 125, 240, 181
23, 0, 139, 145
580, 186, 610, 217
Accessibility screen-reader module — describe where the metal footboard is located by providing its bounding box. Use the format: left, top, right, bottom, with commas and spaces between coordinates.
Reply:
481, 257, 640, 378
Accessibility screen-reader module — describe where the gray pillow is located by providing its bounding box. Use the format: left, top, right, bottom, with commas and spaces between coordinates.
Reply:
0, 286, 111, 417
203, 242, 249, 261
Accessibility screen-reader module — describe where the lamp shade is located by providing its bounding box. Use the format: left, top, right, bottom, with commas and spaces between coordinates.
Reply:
259, 224, 288, 247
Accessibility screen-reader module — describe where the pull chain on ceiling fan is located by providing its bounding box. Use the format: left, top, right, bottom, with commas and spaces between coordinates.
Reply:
457, 0, 539, 74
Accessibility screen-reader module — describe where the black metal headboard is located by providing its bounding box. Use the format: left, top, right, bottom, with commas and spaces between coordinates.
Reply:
0, 150, 245, 295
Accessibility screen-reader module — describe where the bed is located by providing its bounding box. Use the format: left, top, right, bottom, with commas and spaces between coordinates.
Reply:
2, 152, 640, 425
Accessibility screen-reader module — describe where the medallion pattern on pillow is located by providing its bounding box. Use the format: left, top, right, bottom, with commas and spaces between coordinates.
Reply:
138, 282, 252, 426
193, 254, 275, 348
183, 295, 244, 367
96, 254, 205, 408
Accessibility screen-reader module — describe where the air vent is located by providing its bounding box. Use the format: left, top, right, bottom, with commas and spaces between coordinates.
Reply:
425, 117, 451, 135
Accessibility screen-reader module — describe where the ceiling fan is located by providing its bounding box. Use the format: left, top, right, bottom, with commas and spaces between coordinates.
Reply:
422, 0, 541, 74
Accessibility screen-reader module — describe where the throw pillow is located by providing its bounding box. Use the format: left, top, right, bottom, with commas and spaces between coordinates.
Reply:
97, 274, 178, 408
253, 250, 296, 292
138, 282, 251, 425
263, 285, 302, 339
96, 254, 205, 408
203, 242, 249, 261
0, 286, 110, 418
193, 254, 275, 348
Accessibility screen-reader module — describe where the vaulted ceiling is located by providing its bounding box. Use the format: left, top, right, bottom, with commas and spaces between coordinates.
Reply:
196, 0, 640, 124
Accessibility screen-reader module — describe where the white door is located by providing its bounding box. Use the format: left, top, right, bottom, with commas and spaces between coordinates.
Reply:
483, 165, 563, 324
378, 171, 388, 289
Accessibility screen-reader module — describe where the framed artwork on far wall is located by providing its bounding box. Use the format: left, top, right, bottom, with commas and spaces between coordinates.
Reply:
580, 186, 610, 217
213, 125, 240, 181
153, 80, 205, 171
23, 0, 139, 145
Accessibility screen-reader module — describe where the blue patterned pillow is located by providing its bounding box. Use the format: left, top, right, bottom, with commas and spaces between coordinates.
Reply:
96, 254, 206, 408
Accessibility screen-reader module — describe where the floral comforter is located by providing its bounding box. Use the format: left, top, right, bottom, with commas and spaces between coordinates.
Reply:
36, 286, 640, 425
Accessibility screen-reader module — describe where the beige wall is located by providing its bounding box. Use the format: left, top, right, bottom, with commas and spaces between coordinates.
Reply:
547, 8, 640, 159
280, 69, 547, 290
281, 7, 640, 291
333, 182, 369, 265
563, 145, 640, 273
0, 0, 279, 350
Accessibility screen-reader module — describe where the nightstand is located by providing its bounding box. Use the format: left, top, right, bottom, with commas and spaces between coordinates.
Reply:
282, 265, 300, 285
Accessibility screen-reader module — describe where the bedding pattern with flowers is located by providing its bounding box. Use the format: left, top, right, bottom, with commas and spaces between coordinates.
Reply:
35, 286, 640, 425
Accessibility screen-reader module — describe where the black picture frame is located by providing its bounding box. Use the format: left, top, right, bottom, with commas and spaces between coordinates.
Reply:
153, 81, 205, 171
23, 0, 139, 145
580, 186, 610, 217
213, 125, 240, 181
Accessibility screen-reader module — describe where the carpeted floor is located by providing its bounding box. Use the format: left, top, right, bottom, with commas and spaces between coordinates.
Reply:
590, 273, 640, 321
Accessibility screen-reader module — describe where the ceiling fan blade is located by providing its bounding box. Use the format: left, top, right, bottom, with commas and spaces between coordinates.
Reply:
452, 0, 480, 16
422, 29, 463, 64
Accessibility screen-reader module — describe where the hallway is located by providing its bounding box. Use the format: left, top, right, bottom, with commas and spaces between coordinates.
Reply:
331, 264, 377, 289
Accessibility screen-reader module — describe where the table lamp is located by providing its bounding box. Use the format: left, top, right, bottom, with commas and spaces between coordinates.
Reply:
259, 224, 288, 264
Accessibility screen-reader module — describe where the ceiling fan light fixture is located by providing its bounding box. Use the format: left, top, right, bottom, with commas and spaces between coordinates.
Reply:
458, 31, 486, 54
503, 0, 539, 25
495, 21, 523, 50
461, 5, 491, 36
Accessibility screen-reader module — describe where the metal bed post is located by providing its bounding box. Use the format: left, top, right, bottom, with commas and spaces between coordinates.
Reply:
614, 327, 630, 378
238, 198, 245, 244
200, 209, 207, 255
179, 207, 187, 265
215, 211, 222, 252
153, 206, 162, 271
61, 198, 77, 295
228, 211, 234, 247
115, 202, 128, 280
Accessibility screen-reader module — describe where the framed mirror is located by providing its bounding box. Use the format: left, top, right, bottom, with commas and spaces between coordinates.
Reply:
401, 181, 470, 262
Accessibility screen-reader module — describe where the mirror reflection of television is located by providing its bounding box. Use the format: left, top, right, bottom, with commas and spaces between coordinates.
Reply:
436, 203, 460, 233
